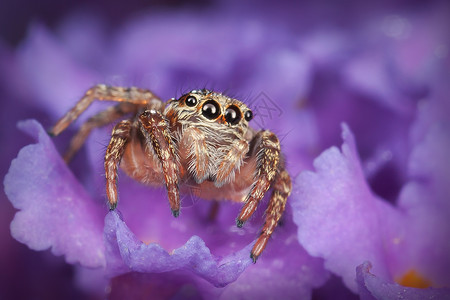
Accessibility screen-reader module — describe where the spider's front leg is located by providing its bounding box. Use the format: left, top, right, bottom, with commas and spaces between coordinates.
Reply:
105, 120, 132, 210
236, 130, 292, 262
139, 110, 181, 217
237, 130, 281, 226
251, 169, 291, 262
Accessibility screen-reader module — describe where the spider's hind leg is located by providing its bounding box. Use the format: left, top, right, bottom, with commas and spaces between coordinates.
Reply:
50, 84, 161, 136
63, 102, 138, 163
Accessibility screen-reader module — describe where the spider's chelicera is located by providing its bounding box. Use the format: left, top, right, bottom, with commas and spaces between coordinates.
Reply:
50, 85, 292, 262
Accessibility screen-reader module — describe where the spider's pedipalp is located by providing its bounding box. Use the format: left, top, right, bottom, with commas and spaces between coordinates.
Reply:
250, 169, 291, 262
50, 84, 161, 136
105, 120, 132, 210
139, 110, 181, 217
183, 127, 209, 183
215, 139, 249, 187
236, 130, 281, 227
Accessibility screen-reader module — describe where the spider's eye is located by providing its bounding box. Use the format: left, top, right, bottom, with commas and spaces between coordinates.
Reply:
225, 106, 241, 125
185, 96, 198, 107
202, 100, 221, 120
244, 110, 253, 121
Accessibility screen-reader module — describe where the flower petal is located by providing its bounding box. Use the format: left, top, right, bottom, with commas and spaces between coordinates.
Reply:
104, 210, 252, 287
292, 123, 402, 291
394, 95, 450, 287
357, 262, 450, 300
4, 119, 105, 268
220, 219, 329, 299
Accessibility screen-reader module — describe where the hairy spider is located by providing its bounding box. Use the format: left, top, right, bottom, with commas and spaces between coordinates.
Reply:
50, 84, 292, 262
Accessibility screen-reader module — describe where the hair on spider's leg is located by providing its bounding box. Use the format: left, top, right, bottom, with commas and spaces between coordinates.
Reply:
236, 130, 281, 227
139, 110, 181, 217
105, 120, 132, 210
250, 169, 291, 263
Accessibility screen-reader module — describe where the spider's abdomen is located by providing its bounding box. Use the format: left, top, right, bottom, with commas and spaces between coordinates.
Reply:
181, 154, 258, 203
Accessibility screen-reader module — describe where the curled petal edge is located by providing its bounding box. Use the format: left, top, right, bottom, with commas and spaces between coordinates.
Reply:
104, 210, 253, 288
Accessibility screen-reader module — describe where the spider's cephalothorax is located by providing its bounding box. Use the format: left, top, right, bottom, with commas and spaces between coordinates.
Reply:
50, 84, 292, 262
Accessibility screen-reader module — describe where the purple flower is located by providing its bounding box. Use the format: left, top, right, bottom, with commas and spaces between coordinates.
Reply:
3, 1, 450, 299
5, 119, 328, 297
3, 7, 329, 299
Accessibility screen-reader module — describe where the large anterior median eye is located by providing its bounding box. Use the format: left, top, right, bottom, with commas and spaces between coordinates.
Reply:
185, 96, 198, 107
202, 100, 221, 120
225, 106, 241, 125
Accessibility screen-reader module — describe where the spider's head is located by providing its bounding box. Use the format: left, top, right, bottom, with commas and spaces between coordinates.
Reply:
166, 89, 253, 135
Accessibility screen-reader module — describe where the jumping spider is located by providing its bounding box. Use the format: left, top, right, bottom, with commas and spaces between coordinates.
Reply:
50, 84, 292, 262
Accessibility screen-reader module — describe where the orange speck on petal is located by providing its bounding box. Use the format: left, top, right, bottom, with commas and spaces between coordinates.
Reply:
396, 270, 432, 288
142, 238, 157, 245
